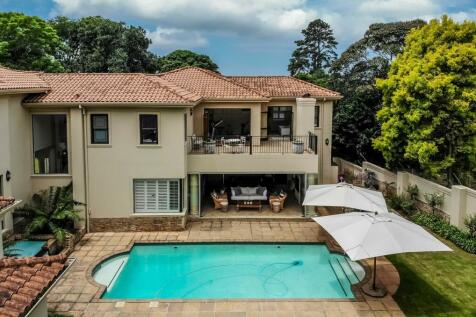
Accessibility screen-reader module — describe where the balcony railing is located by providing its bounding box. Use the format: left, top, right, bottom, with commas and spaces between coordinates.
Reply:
187, 134, 318, 155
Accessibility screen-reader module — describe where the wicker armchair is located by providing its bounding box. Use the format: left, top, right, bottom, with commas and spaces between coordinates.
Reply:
269, 193, 287, 211
211, 192, 228, 210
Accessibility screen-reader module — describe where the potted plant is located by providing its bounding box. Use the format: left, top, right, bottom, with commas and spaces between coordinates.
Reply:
292, 139, 304, 154
204, 138, 216, 154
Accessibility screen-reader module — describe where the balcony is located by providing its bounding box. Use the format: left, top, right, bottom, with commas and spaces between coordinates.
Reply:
187, 134, 318, 155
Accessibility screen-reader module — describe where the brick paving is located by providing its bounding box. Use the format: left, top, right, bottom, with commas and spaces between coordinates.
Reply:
48, 220, 404, 316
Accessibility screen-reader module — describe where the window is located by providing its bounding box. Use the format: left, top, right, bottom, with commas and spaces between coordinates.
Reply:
32, 114, 68, 174
91, 114, 109, 144
314, 106, 320, 127
139, 114, 158, 144
134, 179, 181, 213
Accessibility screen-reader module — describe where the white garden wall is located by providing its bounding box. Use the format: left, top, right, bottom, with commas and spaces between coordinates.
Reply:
334, 157, 475, 229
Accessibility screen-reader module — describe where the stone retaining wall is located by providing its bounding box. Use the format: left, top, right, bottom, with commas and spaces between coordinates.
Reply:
89, 215, 188, 232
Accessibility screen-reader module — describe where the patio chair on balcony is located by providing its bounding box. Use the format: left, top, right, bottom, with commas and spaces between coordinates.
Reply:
191, 135, 203, 151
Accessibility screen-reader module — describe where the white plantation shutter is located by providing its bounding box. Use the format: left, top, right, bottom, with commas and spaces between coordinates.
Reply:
134, 179, 180, 213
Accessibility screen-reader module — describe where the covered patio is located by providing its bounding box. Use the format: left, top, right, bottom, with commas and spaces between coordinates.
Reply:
195, 173, 307, 218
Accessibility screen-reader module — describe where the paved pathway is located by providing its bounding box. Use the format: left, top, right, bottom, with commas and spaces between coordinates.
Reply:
48, 220, 404, 316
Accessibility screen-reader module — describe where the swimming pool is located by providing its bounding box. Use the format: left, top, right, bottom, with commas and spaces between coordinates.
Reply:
4, 240, 46, 257
93, 243, 365, 300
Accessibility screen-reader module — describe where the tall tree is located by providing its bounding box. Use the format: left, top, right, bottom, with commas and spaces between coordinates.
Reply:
331, 20, 425, 163
374, 16, 476, 185
50, 16, 158, 73
0, 12, 64, 71
288, 19, 337, 86
157, 50, 219, 73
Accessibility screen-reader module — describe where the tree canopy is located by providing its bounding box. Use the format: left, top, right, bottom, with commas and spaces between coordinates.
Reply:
374, 16, 476, 184
50, 16, 158, 73
288, 19, 337, 87
0, 12, 64, 71
331, 20, 425, 163
157, 49, 219, 73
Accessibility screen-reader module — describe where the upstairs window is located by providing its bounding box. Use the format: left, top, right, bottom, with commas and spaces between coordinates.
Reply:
91, 114, 109, 144
314, 106, 320, 127
32, 114, 68, 174
139, 114, 158, 144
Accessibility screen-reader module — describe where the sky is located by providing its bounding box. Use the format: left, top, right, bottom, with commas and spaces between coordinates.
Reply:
0, 0, 475, 75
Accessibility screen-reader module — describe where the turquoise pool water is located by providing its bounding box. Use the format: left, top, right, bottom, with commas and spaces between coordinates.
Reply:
96, 243, 364, 300
4, 240, 46, 257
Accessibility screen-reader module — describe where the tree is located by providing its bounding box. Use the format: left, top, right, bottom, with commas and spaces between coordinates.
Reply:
288, 19, 337, 86
331, 20, 425, 163
157, 49, 219, 73
374, 16, 476, 185
15, 184, 81, 244
0, 12, 64, 71
50, 16, 158, 73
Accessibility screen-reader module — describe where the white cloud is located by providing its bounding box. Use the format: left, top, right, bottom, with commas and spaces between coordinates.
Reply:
148, 28, 207, 49
52, 0, 475, 54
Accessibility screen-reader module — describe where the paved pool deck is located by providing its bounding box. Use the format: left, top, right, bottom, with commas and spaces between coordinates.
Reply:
48, 220, 404, 316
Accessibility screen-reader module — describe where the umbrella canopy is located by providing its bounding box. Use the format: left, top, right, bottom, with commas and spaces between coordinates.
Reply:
303, 182, 389, 214
312, 212, 452, 261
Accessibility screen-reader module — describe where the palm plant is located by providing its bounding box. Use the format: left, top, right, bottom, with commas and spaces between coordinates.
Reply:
15, 183, 82, 244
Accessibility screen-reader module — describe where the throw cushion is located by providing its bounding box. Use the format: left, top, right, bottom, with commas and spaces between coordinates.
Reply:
256, 187, 266, 195
234, 187, 242, 195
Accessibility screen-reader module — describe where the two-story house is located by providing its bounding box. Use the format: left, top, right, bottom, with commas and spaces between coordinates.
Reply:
0, 66, 341, 233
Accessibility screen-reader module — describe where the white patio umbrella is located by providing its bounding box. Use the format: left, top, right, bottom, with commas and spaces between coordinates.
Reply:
303, 182, 388, 214
313, 212, 452, 296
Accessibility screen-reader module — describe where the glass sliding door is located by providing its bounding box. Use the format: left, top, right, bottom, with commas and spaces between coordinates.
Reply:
204, 108, 250, 138
267, 106, 292, 137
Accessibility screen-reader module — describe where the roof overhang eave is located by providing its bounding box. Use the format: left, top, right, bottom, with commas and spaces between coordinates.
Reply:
0, 87, 50, 95
270, 95, 343, 101
22, 100, 200, 108
202, 98, 270, 103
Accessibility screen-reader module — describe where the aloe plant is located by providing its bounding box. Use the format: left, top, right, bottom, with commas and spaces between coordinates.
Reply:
15, 183, 82, 244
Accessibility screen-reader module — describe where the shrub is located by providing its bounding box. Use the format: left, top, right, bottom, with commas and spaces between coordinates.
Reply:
406, 184, 419, 201
424, 192, 444, 214
412, 212, 476, 254
464, 215, 476, 238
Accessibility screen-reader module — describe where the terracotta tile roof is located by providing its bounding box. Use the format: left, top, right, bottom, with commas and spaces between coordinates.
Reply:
24, 73, 200, 105
0, 67, 49, 93
157, 67, 268, 101
228, 76, 341, 99
0, 253, 67, 317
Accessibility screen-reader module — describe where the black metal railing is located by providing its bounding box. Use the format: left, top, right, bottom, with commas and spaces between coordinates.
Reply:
187, 134, 318, 155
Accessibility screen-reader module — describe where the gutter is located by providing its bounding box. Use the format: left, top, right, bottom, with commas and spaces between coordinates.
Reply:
79, 105, 91, 233
25, 257, 76, 317
22, 101, 199, 107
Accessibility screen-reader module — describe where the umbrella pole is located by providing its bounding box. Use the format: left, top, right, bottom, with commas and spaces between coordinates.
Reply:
372, 257, 377, 290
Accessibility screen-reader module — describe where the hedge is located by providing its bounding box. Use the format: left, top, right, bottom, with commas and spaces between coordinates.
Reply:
412, 212, 476, 254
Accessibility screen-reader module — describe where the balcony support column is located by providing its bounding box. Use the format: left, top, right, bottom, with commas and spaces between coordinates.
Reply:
189, 174, 200, 217
304, 173, 318, 218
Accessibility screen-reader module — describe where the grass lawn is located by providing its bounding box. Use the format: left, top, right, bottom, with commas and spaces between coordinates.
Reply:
388, 238, 476, 317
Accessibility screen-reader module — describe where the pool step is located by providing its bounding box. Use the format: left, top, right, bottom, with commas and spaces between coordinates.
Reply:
337, 257, 360, 284
328, 258, 351, 297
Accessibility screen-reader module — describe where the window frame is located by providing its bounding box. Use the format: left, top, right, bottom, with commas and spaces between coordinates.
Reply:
138, 113, 160, 146
314, 105, 321, 128
31, 112, 70, 175
90, 113, 110, 145
133, 179, 181, 213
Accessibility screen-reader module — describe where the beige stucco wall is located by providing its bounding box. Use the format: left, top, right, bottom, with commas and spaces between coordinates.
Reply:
85, 107, 187, 219
0, 94, 33, 231
188, 153, 319, 174
314, 100, 334, 183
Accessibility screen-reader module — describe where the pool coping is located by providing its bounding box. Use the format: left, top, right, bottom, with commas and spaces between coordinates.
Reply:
85, 240, 372, 303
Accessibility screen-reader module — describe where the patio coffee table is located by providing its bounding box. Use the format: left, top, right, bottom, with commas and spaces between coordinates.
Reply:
236, 200, 261, 211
